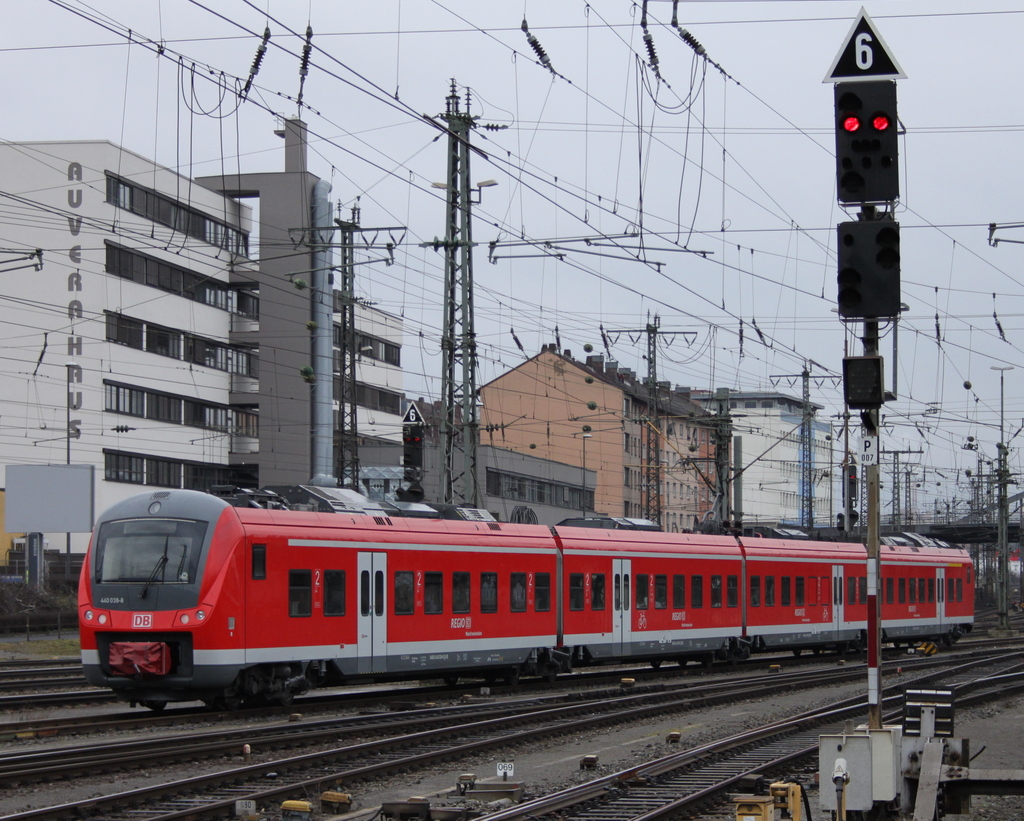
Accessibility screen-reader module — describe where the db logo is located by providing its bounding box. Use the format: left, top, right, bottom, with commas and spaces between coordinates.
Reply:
132, 613, 153, 629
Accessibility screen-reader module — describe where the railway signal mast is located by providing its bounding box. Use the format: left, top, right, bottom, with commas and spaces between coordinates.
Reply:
825, 7, 905, 733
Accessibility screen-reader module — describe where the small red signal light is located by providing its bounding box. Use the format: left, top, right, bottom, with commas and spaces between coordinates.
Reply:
842, 115, 860, 133
871, 113, 891, 131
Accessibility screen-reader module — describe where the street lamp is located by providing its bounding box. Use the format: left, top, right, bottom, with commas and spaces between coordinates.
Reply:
581, 433, 592, 514
991, 365, 1014, 633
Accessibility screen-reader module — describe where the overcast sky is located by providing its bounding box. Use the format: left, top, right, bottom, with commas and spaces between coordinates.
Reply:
3, 1, 1024, 520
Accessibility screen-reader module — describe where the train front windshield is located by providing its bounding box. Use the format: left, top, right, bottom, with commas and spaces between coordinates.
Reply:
94, 518, 208, 586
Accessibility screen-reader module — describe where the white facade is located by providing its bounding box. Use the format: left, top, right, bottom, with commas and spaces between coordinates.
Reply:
0, 141, 256, 546
726, 392, 833, 527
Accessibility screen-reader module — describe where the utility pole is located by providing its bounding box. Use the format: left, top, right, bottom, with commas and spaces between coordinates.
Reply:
436, 81, 487, 507
605, 315, 692, 526
993, 365, 1014, 634
335, 205, 360, 488
770, 364, 835, 529
711, 388, 732, 526
881, 448, 923, 529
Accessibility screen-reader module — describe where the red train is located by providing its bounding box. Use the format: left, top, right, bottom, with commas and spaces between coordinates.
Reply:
78, 489, 975, 709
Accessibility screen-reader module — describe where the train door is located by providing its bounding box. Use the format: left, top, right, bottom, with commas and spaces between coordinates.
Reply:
357, 552, 387, 674
936, 567, 947, 631
612, 559, 632, 655
831, 565, 845, 635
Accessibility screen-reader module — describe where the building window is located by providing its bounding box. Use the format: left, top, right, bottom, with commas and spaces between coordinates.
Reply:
145, 457, 180, 488
106, 174, 248, 257
105, 451, 144, 483
105, 383, 144, 416
146, 324, 182, 358
106, 313, 143, 349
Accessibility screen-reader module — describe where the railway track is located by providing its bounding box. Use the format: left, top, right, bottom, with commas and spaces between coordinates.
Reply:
477, 653, 1024, 821
2, 651, 1020, 820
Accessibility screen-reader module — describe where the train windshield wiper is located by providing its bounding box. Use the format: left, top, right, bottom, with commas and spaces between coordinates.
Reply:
140, 538, 169, 599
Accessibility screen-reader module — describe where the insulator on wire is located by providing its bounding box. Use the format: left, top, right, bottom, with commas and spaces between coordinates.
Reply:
643, 31, 661, 78
679, 28, 706, 55
241, 26, 270, 100
521, 18, 554, 73
299, 25, 313, 78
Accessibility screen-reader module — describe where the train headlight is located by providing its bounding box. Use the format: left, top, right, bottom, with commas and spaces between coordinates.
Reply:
98, 614, 108, 625
180, 614, 190, 625
196, 610, 206, 621
84, 610, 94, 621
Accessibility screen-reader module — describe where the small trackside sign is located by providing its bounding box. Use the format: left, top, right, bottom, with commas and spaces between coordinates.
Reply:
403, 402, 423, 425
824, 7, 906, 83
132, 613, 153, 629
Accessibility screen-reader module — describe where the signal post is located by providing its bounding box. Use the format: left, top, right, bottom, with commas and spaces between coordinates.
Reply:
826, 8, 905, 733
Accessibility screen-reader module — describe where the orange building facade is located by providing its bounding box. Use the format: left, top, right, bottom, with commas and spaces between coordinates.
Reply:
479, 346, 717, 531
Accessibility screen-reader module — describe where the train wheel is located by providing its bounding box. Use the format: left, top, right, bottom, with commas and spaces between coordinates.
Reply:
650, 659, 662, 670
275, 691, 294, 707
141, 700, 166, 712
702, 653, 714, 670
503, 667, 520, 686
443, 674, 460, 686
791, 648, 803, 657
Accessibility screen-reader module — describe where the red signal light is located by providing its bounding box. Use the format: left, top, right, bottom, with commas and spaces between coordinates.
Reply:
871, 113, 891, 131
842, 115, 861, 133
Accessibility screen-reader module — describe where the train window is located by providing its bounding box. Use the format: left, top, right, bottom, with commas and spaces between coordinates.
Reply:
424, 572, 444, 614
324, 570, 346, 616
765, 576, 776, 607
859, 577, 867, 604
947, 578, 954, 604
691, 575, 703, 608
481, 573, 498, 613
251, 544, 266, 580
535, 573, 551, 611
94, 517, 208, 585
956, 578, 963, 602
927, 578, 935, 603
847, 576, 856, 605
635, 574, 650, 610
834, 576, 841, 606
569, 573, 585, 611
394, 571, 414, 615
511, 573, 527, 612
672, 574, 686, 608
749, 576, 761, 607
289, 570, 312, 617
614, 574, 621, 611
361, 570, 371, 616
710, 575, 722, 608
795, 577, 805, 606
918, 579, 926, 603
727, 575, 738, 608
655, 575, 668, 609
899, 577, 906, 603
452, 572, 471, 614
623, 574, 631, 611
781, 577, 791, 607
966, 565, 972, 584
886, 577, 894, 605
592, 573, 606, 610
908, 578, 916, 603
374, 571, 384, 617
